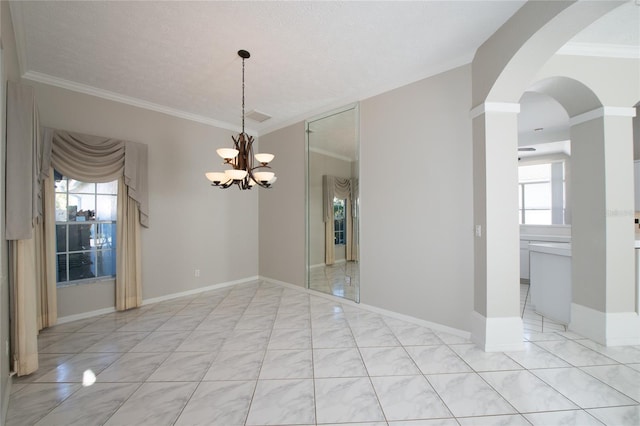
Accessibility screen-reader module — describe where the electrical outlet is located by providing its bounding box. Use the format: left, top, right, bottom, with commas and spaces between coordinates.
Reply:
195, 269, 200, 278
475, 225, 482, 237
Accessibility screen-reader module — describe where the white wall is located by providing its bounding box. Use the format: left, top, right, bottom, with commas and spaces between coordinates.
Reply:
259, 66, 475, 332
258, 122, 306, 288
360, 65, 474, 331
29, 81, 259, 317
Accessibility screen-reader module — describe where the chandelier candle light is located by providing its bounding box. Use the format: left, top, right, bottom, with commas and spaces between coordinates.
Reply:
206, 50, 276, 190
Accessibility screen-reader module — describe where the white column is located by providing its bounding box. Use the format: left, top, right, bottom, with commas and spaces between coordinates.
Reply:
570, 107, 639, 346
471, 103, 523, 351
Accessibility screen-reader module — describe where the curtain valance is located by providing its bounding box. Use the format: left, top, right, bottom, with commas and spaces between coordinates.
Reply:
42, 128, 150, 228
322, 175, 358, 222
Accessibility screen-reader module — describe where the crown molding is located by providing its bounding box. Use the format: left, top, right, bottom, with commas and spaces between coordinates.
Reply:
309, 146, 355, 163
557, 42, 640, 59
21, 70, 260, 137
8, 1, 29, 77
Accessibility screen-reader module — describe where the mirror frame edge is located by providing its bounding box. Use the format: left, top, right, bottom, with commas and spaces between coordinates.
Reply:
304, 102, 360, 303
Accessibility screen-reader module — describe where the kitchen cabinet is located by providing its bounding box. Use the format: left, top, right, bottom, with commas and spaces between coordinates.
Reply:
529, 242, 572, 325
520, 234, 571, 282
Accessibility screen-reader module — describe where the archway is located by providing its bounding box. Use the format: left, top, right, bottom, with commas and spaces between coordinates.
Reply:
469, 0, 633, 351
520, 76, 638, 344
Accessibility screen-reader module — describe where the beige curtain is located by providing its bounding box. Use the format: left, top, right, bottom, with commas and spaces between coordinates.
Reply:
42, 129, 149, 311
116, 179, 142, 310
349, 178, 359, 262
5, 82, 53, 376
43, 129, 149, 228
10, 240, 39, 375
323, 176, 336, 265
345, 198, 353, 261
35, 171, 58, 329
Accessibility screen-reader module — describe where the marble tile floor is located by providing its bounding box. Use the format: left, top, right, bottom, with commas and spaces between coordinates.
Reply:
520, 283, 567, 334
309, 261, 360, 302
6, 280, 640, 425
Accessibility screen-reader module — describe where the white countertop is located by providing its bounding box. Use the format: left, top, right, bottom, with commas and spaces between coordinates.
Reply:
521, 234, 571, 243
529, 242, 571, 256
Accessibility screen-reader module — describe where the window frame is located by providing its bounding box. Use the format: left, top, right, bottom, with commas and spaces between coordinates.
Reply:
518, 160, 566, 225
54, 174, 118, 287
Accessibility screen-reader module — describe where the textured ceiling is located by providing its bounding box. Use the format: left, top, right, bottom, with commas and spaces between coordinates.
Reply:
9, 1, 637, 140
11, 0, 526, 135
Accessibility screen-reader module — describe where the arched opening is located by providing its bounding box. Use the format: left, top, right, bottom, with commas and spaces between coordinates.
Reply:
516, 76, 637, 342
470, 1, 636, 350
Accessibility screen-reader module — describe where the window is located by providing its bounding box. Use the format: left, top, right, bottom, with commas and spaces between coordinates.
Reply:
333, 197, 346, 245
518, 162, 565, 225
54, 172, 117, 285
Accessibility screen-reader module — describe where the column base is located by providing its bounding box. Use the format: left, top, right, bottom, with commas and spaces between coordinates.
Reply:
570, 303, 640, 346
470, 311, 524, 352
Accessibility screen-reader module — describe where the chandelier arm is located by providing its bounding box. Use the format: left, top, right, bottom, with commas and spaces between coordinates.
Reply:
250, 164, 272, 171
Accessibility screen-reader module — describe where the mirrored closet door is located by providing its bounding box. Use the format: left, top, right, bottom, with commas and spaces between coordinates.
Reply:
306, 104, 360, 302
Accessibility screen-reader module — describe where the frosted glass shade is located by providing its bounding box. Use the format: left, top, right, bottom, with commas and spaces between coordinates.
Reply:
248, 178, 257, 187
225, 169, 248, 180
217, 148, 239, 159
269, 176, 277, 184
254, 171, 275, 183
254, 153, 274, 164
205, 172, 229, 184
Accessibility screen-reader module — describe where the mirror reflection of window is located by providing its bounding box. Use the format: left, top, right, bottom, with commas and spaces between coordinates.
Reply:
334, 197, 346, 245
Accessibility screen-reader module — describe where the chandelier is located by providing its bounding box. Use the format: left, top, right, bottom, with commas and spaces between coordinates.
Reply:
206, 50, 276, 190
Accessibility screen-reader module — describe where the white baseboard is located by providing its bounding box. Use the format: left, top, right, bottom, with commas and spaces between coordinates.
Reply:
57, 273, 472, 346
56, 276, 261, 324
470, 311, 524, 352
259, 275, 471, 340
310, 259, 346, 269
141, 276, 260, 306
2, 374, 11, 426
259, 276, 306, 290
570, 303, 640, 346
56, 306, 117, 324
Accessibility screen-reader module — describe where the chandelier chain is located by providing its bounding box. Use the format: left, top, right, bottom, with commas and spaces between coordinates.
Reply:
241, 55, 245, 134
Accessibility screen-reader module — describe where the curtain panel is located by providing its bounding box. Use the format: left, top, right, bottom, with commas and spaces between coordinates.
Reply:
6, 82, 42, 240
5, 82, 46, 375
349, 178, 359, 262
5, 81, 150, 374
